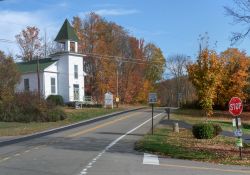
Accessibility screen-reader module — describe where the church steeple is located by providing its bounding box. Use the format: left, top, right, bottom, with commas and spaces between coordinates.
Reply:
55, 19, 79, 53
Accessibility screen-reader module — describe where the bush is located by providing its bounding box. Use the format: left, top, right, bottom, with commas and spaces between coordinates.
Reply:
66, 102, 103, 108
212, 124, 222, 137
46, 95, 64, 106
0, 92, 67, 122
192, 123, 215, 139
46, 107, 67, 122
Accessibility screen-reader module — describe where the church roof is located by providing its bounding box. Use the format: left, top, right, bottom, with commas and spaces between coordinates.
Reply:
54, 19, 79, 42
16, 58, 57, 74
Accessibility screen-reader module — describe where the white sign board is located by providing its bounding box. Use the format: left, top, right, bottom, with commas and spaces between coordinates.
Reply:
234, 129, 243, 137
232, 118, 241, 127
148, 93, 157, 104
104, 92, 113, 109
232, 119, 236, 127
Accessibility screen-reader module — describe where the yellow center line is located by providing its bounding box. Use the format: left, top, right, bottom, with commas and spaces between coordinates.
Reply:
67, 113, 139, 138
160, 163, 250, 174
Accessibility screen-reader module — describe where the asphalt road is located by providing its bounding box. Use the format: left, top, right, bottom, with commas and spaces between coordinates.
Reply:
0, 108, 249, 175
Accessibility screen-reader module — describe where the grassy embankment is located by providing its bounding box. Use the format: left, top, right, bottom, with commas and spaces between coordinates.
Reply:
136, 126, 250, 166
171, 109, 250, 134
0, 107, 123, 136
135, 109, 250, 166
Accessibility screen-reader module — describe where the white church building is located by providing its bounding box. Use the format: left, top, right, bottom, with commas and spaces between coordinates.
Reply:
16, 19, 86, 102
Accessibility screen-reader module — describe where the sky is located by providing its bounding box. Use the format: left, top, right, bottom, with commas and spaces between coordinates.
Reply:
0, 0, 250, 60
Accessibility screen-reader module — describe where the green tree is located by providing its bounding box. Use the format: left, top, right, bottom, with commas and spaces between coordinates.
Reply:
187, 49, 222, 117
144, 43, 166, 83
0, 51, 20, 113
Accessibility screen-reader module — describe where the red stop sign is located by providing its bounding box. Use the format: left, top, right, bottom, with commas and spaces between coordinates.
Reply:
229, 97, 243, 116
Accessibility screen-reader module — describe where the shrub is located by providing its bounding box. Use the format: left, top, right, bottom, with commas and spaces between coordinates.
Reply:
46, 107, 67, 122
66, 102, 103, 108
46, 95, 64, 106
212, 124, 222, 137
192, 123, 215, 139
0, 92, 67, 122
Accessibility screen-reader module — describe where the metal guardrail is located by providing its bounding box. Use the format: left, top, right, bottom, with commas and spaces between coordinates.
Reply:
74, 96, 98, 109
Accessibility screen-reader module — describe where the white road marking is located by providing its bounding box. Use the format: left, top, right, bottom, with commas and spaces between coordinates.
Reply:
3, 157, 10, 161
143, 153, 159, 165
78, 112, 164, 175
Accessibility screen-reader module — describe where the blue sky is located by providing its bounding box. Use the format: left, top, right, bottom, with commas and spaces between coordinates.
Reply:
0, 0, 250, 59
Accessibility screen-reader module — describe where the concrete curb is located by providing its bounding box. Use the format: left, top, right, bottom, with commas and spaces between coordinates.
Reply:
0, 107, 146, 147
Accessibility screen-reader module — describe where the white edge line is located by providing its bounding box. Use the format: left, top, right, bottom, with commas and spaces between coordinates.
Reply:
78, 112, 164, 175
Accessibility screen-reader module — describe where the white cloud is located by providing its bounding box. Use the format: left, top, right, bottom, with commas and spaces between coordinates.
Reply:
0, 10, 58, 56
80, 8, 139, 17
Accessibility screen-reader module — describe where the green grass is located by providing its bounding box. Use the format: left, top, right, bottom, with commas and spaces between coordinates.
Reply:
135, 127, 218, 161
171, 109, 250, 134
135, 126, 250, 166
0, 107, 123, 136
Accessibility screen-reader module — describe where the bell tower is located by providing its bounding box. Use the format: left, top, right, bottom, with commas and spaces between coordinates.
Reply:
54, 19, 79, 53
52, 19, 86, 102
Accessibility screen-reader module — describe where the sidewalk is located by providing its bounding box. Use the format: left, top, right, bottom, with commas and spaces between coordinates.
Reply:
159, 118, 250, 143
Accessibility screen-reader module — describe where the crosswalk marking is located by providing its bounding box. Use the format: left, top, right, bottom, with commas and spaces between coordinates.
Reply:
143, 153, 159, 165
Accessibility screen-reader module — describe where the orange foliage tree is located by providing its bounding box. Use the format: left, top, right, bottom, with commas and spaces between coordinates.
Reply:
187, 49, 223, 117
72, 13, 165, 104
215, 48, 250, 107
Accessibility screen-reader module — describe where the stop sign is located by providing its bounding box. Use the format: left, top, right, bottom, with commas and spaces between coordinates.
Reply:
229, 97, 243, 116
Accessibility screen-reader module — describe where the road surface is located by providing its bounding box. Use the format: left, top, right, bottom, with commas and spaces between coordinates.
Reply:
0, 108, 249, 175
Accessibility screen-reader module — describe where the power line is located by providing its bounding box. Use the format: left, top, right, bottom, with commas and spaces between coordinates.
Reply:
85, 53, 164, 65
0, 38, 16, 44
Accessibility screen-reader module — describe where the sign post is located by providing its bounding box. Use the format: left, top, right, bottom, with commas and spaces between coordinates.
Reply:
149, 93, 157, 135
229, 97, 243, 159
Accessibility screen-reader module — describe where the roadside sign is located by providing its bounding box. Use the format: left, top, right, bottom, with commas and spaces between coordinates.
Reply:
148, 93, 157, 104
104, 92, 113, 109
232, 118, 236, 127
115, 97, 120, 103
236, 138, 243, 147
234, 129, 243, 137
232, 118, 241, 127
148, 93, 157, 135
229, 97, 243, 116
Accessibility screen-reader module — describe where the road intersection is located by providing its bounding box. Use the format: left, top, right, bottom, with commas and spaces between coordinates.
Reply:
0, 108, 249, 175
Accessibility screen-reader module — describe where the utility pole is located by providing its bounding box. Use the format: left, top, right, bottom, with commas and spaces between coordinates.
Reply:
36, 56, 41, 100
44, 29, 47, 57
115, 59, 121, 108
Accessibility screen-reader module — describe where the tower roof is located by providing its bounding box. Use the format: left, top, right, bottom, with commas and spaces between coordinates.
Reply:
55, 19, 79, 42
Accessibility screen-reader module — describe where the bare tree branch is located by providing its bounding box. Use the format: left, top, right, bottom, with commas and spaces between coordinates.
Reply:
225, 0, 250, 44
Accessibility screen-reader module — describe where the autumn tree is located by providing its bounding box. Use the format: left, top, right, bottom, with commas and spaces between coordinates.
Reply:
187, 49, 222, 117
0, 51, 20, 114
144, 43, 166, 83
216, 48, 250, 107
16, 26, 42, 62
72, 13, 166, 104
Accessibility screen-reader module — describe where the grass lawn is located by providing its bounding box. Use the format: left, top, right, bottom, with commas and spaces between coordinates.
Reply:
170, 109, 250, 134
0, 107, 123, 136
135, 126, 250, 166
